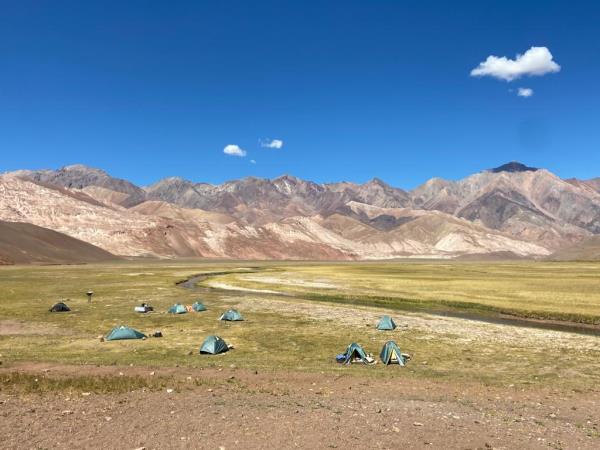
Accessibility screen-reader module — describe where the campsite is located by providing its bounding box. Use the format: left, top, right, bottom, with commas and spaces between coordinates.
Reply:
2, 260, 600, 448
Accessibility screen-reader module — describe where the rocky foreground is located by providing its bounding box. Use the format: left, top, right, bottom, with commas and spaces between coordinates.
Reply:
1, 364, 599, 449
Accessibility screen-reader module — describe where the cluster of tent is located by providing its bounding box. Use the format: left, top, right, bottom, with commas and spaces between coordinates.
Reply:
49, 295, 410, 366
334, 315, 409, 366
104, 326, 231, 356
338, 341, 408, 366
103, 300, 243, 353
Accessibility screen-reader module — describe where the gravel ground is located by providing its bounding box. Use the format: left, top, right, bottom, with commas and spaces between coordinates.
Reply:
1, 363, 599, 449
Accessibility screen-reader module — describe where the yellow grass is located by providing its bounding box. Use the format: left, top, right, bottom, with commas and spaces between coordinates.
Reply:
1, 260, 600, 391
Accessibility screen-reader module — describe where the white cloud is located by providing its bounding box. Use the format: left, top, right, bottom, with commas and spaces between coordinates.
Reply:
260, 138, 283, 149
517, 87, 534, 98
470, 46, 560, 81
250, 159, 256, 164
223, 144, 246, 157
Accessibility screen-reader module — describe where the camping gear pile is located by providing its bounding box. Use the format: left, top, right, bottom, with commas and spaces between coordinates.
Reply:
134, 303, 154, 313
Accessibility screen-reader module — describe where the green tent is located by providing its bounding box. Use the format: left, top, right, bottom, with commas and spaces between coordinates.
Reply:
377, 315, 396, 330
199, 335, 229, 354
343, 342, 369, 365
380, 340, 406, 366
219, 309, 243, 321
192, 302, 207, 312
106, 326, 146, 341
49, 302, 70, 312
168, 303, 187, 314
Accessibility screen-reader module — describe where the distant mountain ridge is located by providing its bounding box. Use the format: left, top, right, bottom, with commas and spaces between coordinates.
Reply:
3, 161, 600, 261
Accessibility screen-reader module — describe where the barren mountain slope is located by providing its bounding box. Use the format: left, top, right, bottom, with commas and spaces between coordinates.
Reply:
0, 221, 118, 265
412, 168, 599, 250
317, 202, 550, 258
14, 164, 147, 207
0, 175, 207, 257
549, 236, 600, 261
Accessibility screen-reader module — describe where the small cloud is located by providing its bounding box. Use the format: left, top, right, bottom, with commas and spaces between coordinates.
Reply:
250, 159, 256, 164
517, 87, 534, 98
260, 138, 283, 149
223, 144, 246, 157
470, 46, 560, 81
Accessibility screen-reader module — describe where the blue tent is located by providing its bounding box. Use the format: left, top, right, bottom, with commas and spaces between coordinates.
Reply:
168, 303, 187, 314
377, 315, 396, 330
343, 342, 369, 365
380, 340, 407, 366
219, 309, 243, 321
106, 326, 146, 341
199, 335, 229, 354
192, 302, 207, 312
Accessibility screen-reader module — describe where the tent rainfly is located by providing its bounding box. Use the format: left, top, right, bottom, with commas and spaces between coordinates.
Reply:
199, 335, 229, 355
377, 315, 397, 330
380, 340, 407, 366
192, 302, 207, 312
168, 303, 187, 314
343, 342, 370, 365
106, 326, 146, 341
219, 309, 243, 321
49, 302, 70, 312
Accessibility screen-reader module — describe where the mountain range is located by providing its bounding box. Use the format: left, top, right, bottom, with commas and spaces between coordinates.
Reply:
2, 162, 600, 263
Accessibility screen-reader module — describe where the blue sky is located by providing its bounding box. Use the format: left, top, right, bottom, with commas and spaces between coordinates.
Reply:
1, 1, 598, 188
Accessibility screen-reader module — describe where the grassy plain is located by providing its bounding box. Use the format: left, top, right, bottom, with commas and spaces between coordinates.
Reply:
205, 261, 600, 324
1, 260, 600, 392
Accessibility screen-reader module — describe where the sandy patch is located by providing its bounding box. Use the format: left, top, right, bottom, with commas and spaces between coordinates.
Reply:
206, 281, 281, 294
239, 274, 339, 289
0, 320, 69, 336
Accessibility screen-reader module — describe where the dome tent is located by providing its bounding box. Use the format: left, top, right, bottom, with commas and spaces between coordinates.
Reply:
380, 340, 407, 366
168, 303, 187, 314
377, 315, 396, 330
219, 309, 243, 321
192, 302, 207, 312
199, 335, 229, 354
49, 302, 70, 312
106, 326, 146, 341
342, 342, 370, 365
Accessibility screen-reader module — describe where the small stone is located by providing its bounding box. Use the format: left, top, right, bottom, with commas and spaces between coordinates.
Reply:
61, 410, 73, 415
413, 422, 424, 427
81, 392, 91, 396
150, 371, 155, 376
105, 416, 112, 421
166, 388, 174, 393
